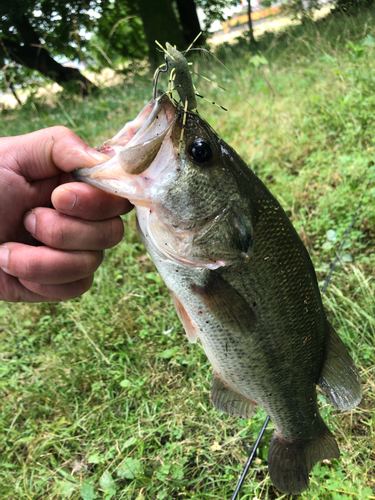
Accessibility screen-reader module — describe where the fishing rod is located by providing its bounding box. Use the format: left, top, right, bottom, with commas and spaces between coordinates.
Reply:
231, 415, 270, 500
231, 167, 374, 500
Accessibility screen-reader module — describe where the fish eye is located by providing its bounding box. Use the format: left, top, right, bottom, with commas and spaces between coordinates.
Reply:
188, 139, 213, 164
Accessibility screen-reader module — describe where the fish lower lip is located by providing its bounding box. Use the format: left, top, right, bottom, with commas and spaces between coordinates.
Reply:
72, 94, 177, 202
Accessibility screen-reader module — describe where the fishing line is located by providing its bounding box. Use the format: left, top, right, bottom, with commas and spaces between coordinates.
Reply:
321, 168, 375, 294
187, 47, 302, 153
231, 416, 270, 500
153, 39, 374, 500
231, 166, 374, 500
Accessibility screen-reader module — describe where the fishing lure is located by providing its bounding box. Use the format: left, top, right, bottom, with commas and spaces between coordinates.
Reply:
153, 35, 199, 111
153, 40, 227, 154
154, 40, 227, 112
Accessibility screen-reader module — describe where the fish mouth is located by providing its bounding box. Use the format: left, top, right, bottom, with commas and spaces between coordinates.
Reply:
73, 93, 177, 204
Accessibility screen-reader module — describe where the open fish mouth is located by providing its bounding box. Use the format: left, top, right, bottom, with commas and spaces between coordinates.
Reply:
73, 93, 177, 204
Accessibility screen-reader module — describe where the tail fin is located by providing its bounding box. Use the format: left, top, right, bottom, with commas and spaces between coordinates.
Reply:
318, 321, 362, 410
268, 420, 339, 495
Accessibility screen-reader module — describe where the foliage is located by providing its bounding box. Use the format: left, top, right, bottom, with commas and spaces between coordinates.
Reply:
0, 0, 98, 61
0, 0, 105, 92
332, 0, 375, 12
261, 0, 375, 20
1, 7, 375, 500
87, 0, 243, 71
0, 62, 42, 95
261, 0, 321, 20
88, 1, 146, 70
195, 0, 241, 29
0, 0, 242, 89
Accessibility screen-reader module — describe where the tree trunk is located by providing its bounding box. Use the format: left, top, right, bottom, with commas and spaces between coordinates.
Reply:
136, 0, 186, 69
5, 15, 96, 96
175, 0, 205, 47
7, 78, 22, 106
248, 2, 257, 49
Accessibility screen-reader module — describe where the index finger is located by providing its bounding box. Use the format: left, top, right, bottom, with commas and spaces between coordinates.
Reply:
1, 126, 110, 181
52, 182, 133, 220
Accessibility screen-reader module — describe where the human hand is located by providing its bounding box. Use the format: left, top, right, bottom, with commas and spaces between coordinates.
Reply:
0, 126, 132, 302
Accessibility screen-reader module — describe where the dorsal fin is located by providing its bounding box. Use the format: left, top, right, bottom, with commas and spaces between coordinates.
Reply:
318, 321, 362, 410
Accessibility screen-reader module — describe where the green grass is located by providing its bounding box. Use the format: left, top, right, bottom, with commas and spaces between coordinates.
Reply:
1, 8, 375, 500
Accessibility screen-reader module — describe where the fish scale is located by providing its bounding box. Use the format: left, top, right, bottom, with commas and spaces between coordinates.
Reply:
74, 78, 362, 495
145, 218, 322, 440
141, 181, 327, 439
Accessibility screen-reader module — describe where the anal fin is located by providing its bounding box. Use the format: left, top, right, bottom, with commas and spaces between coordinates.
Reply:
211, 375, 256, 419
318, 321, 362, 411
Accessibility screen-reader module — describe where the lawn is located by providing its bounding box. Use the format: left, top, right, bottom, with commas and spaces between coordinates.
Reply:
0, 8, 374, 500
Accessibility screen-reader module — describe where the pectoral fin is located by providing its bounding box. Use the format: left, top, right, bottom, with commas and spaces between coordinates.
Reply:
318, 321, 362, 410
171, 292, 198, 343
191, 272, 257, 334
211, 375, 256, 419
192, 201, 254, 265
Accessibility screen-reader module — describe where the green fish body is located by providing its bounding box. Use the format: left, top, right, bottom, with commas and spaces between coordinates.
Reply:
74, 93, 362, 495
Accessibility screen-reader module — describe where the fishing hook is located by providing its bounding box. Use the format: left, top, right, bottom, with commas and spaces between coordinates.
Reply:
153, 55, 169, 101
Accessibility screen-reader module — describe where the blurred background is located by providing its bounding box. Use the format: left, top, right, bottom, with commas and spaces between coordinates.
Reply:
1, 1, 375, 499
0, 0, 359, 105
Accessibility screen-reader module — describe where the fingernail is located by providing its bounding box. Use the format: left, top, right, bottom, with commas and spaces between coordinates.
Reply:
24, 211, 36, 236
86, 147, 111, 163
0, 245, 9, 269
54, 187, 77, 212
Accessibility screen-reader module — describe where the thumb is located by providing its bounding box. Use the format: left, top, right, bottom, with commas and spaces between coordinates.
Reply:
3, 126, 109, 181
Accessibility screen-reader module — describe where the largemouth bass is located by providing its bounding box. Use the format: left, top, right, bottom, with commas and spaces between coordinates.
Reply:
74, 83, 362, 494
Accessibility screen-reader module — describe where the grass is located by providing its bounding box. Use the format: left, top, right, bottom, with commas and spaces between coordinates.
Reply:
1, 8, 375, 500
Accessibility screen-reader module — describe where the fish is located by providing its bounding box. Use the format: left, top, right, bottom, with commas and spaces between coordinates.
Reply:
73, 70, 362, 495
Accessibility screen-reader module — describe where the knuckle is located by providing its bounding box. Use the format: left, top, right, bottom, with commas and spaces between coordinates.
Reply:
50, 125, 74, 139
50, 217, 66, 249
24, 257, 42, 281
76, 275, 94, 295
50, 126, 81, 155
15, 264, 33, 283
98, 218, 124, 248
79, 251, 102, 275
112, 218, 125, 245
61, 276, 93, 300
0, 275, 22, 302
